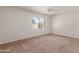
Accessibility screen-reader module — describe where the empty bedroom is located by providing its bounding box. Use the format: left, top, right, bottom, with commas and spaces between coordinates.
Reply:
0, 6, 79, 53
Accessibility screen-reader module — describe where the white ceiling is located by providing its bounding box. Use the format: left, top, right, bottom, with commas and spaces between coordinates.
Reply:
18, 6, 79, 15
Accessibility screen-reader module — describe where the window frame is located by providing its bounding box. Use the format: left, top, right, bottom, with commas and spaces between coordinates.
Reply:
32, 16, 45, 29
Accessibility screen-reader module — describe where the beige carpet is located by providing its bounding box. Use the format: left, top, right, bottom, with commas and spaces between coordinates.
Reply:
0, 34, 79, 53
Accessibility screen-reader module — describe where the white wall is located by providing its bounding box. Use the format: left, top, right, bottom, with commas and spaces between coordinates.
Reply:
0, 7, 51, 44
51, 11, 79, 38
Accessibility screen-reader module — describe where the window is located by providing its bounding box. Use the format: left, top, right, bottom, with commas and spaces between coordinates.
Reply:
32, 16, 45, 29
